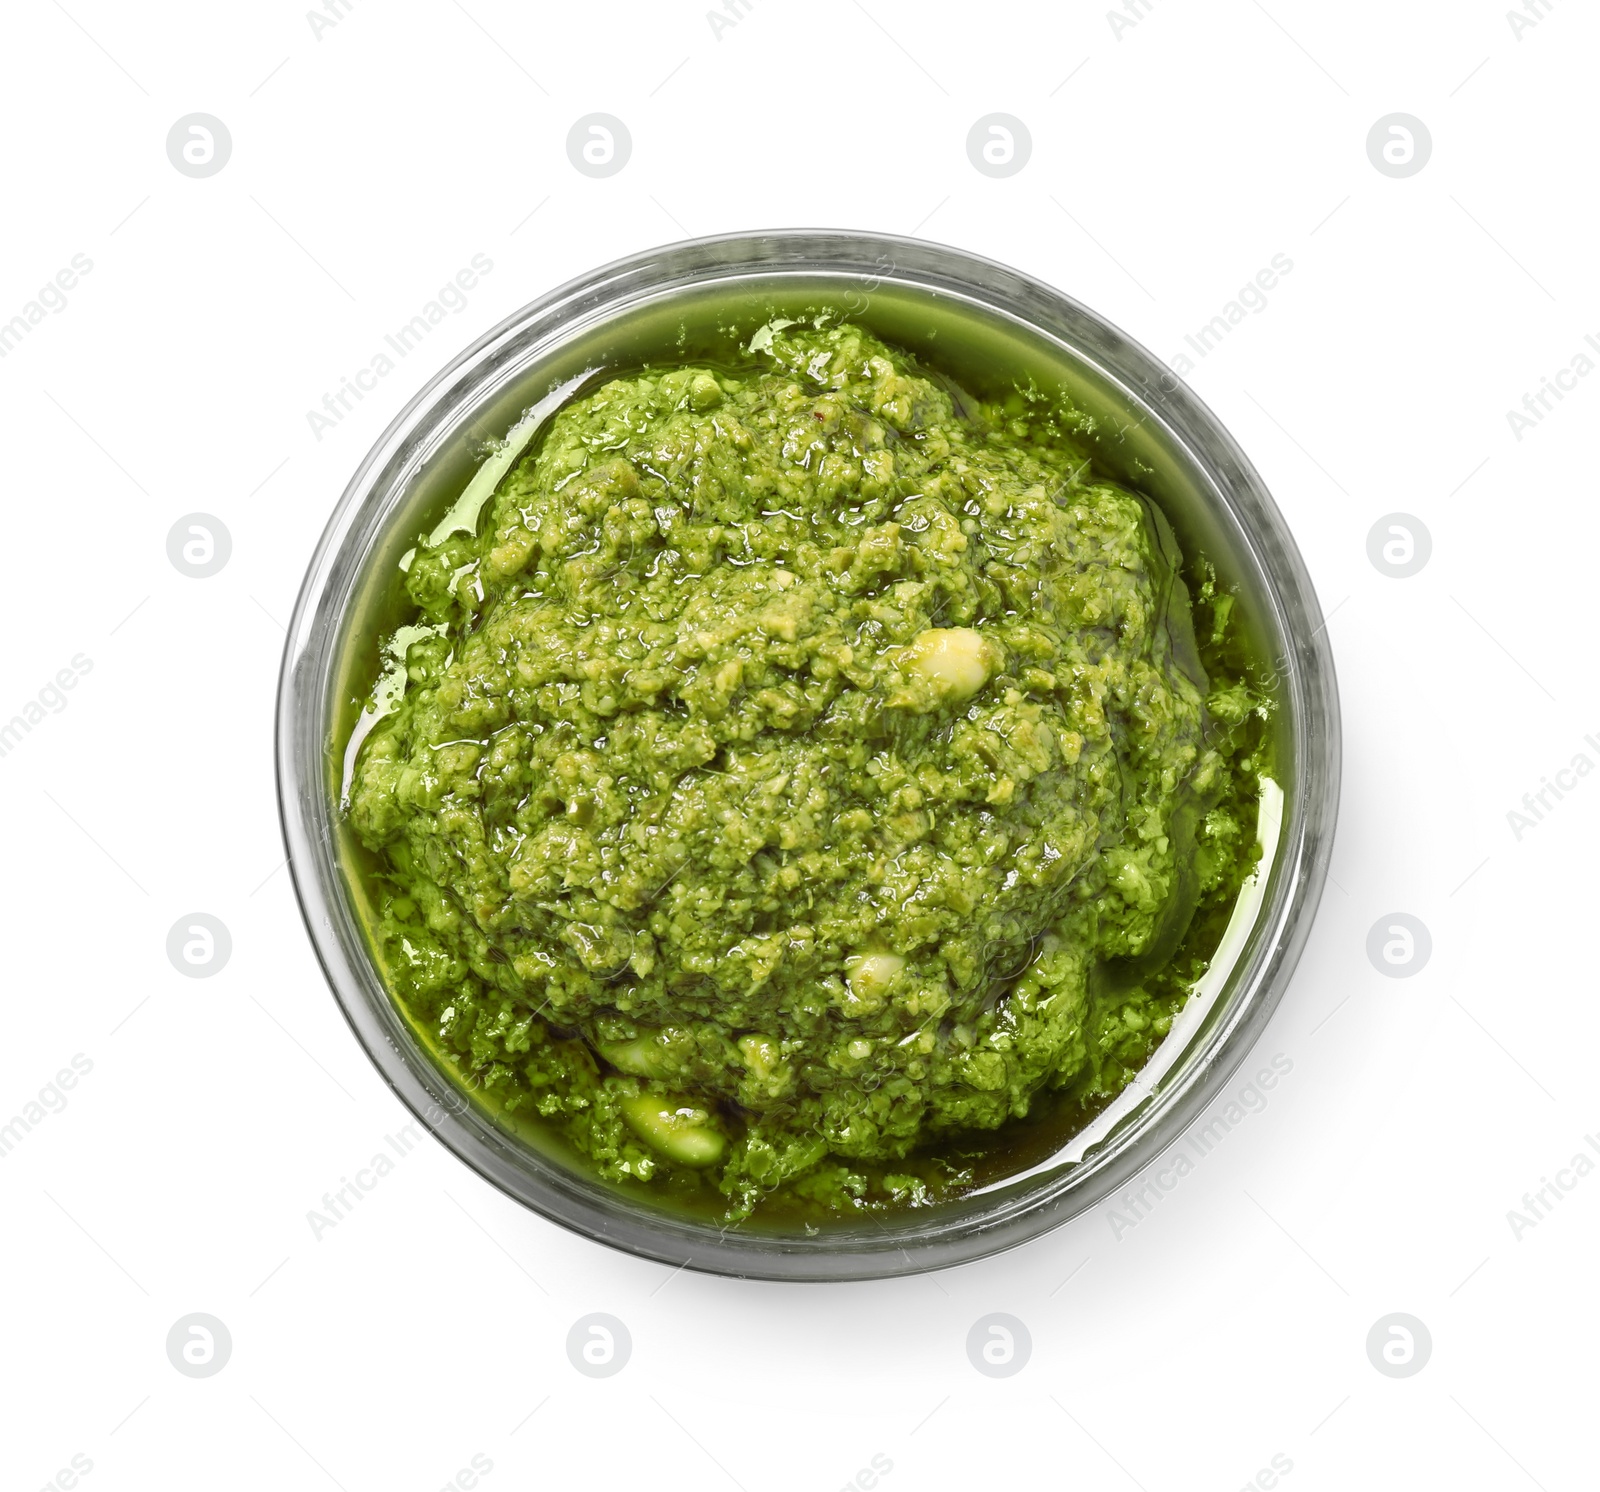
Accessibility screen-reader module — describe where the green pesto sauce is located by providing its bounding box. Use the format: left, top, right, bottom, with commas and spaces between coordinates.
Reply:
346, 319, 1270, 1222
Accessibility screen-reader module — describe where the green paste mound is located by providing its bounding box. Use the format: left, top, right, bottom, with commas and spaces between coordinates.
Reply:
347, 321, 1266, 1220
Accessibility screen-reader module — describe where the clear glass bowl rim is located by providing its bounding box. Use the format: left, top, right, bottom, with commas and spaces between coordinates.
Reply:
275, 228, 1341, 1283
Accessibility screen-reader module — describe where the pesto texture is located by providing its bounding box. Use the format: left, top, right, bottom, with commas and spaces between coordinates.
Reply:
347, 322, 1266, 1220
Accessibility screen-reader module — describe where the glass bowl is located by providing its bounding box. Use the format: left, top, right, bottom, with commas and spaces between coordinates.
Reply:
276, 230, 1340, 1281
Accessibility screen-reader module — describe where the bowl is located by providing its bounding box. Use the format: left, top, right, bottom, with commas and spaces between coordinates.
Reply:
276, 230, 1340, 1281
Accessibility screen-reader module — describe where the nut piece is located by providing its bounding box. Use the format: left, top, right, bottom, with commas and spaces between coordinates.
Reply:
845, 952, 905, 1007
620, 1092, 725, 1167
903, 627, 996, 701
737, 1034, 783, 1077
597, 1035, 663, 1079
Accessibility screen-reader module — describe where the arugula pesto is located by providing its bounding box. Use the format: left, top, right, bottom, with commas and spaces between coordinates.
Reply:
347, 321, 1267, 1220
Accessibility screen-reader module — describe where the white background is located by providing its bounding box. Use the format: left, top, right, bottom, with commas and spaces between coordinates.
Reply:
1, 2, 1594, 1488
